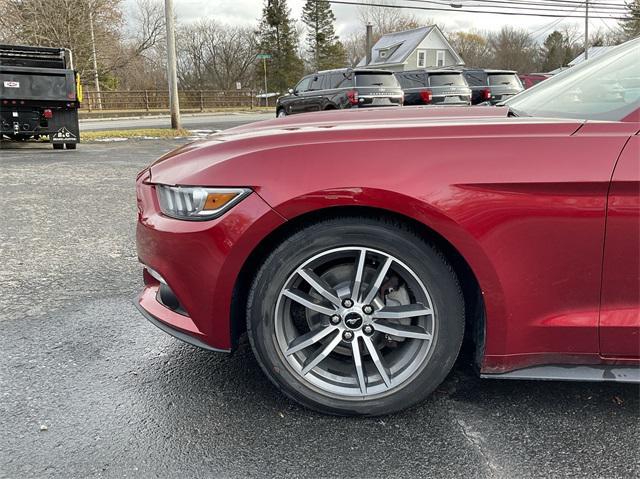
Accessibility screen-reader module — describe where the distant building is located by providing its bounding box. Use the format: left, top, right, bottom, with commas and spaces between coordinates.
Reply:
358, 26, 464, 72
568, 46, 616, 67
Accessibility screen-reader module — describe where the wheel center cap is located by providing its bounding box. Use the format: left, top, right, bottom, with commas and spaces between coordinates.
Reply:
344, 312, 363, 330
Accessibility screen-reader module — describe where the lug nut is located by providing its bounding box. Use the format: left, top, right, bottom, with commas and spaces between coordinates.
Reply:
342, 298, 354, 308
342, 330, 354, 341
363, 305, 374, 315
363, 325, 374, 335
330, 314, 341, 325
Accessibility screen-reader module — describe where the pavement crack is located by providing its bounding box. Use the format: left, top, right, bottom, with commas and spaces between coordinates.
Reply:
452, 416, 502, 478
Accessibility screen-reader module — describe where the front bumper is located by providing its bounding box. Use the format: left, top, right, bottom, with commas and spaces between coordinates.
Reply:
135, 171, 285, 351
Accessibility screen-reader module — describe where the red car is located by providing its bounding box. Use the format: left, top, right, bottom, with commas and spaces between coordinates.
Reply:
136, 39, 640, 415
519, 73, 552, 89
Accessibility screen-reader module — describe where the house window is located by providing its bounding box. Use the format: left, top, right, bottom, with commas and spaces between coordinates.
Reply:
417, 50, 427, 68
380, 51, 387, 58
436, 50, 445, 67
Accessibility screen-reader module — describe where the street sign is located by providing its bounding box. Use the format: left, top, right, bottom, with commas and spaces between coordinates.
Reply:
256, 53, 272, 59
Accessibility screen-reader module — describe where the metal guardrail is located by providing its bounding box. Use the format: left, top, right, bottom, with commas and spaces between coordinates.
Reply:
81, 89, 258, 111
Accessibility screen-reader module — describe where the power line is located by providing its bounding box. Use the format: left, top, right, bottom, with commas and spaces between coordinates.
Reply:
456, 0, 627, 12
529, 4, 583, 40
403, 0, 625, 14
500, 0, 626, 8
328, 0, 629, 19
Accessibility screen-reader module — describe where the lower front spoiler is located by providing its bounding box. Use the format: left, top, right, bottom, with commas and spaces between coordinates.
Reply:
482, 364, 640, 383
135, 287, 230, 353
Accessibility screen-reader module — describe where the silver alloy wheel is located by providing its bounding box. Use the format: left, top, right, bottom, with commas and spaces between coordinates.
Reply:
277, 109, 286, 117
274, 246, 436, 398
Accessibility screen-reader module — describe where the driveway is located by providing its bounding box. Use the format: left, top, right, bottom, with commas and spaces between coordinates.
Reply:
1, 137, 638, 478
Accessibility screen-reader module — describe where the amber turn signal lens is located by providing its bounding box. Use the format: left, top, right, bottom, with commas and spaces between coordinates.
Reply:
203, 192, 238, 211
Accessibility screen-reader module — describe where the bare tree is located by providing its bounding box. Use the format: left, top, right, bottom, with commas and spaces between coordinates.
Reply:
0, 0, 122, 77
488, 26, 540, 73
0, 0, 165, 88
343, 31, 367, 67
177, 20, 258, 90
448, 31, 492, 68
358, 2, 423, 40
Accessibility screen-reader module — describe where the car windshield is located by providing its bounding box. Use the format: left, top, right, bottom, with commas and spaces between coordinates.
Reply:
504, 38, 640, 121
355, 72, 399, 88
488, 74, 521, 87
429, 73, 466, 87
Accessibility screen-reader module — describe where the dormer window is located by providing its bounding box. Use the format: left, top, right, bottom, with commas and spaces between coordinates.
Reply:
380, 51, 387, 58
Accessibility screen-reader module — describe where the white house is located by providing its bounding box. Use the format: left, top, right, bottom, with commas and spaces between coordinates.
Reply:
358, 26, 464, 72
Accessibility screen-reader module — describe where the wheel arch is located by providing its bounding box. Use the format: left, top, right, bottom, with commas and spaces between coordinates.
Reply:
230, 204, 487, 367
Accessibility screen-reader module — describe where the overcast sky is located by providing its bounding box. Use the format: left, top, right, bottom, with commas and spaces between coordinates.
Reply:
134, 0, 624, 43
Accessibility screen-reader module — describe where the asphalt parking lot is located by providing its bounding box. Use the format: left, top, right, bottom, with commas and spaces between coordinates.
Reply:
1, 133, 639, 478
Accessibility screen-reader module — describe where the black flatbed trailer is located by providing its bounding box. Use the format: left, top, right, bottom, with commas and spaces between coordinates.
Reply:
0, 44, 81, 149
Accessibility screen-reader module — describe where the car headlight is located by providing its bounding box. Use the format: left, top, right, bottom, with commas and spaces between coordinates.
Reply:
156, 185, 251, 220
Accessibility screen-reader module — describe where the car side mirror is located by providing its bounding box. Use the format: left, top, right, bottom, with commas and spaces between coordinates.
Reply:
289, 88, 296, 95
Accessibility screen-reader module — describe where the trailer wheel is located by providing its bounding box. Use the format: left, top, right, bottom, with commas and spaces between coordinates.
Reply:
65, 143, 77, 150
53, 144, 63, 150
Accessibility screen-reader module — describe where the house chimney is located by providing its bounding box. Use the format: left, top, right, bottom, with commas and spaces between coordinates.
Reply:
365, 23, 373, 65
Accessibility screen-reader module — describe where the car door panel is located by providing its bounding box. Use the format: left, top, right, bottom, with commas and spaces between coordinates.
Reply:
305, 75, 324, 112
600, 134, 640, 357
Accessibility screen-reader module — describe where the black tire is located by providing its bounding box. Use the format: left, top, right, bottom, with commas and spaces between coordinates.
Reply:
247, 216, 465, 416
65, 143, 77, 150
52, 143, 63, 150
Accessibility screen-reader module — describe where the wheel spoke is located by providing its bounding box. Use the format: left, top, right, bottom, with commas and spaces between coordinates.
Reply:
372, 303, 433, 320
351, 249, 366, 302
301, 331, 343, 375
361, 256, 393, 306
362, 335, 391, 388
298, 268, 341, 307
285, 326, 336, 356
351, 338, 367, 394
283, 288, 337, 316
373, 320, 432, 340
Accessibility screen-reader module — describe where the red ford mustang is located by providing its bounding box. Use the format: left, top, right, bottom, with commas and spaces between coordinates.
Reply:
136, 39, 640, 415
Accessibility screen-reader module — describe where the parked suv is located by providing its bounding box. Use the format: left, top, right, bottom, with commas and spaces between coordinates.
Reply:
462, 69, 524, 104
395, 69, 471, 106
275, 68, 403, 117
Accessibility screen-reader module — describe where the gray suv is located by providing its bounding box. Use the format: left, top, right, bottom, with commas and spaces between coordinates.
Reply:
395, 69, 472, 106
276, 68, 403, 117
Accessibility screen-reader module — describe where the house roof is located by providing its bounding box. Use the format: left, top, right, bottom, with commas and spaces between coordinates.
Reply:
357, 26, 437, 67
568, 46, 615, 66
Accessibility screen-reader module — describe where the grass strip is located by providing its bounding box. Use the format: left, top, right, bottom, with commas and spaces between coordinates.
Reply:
81, 128, 192, 141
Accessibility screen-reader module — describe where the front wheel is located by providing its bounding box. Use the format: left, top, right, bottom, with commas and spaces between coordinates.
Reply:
247, 217, 465, 415
276, 108, 287, 118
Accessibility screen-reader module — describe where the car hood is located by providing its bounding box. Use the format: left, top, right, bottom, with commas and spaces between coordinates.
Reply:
148, 106, 581, 185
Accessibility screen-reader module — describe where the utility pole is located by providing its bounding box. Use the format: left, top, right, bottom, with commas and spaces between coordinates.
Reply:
263, 57, 268, 108
89, 9, 102, 110
584, 0, 589, 61
256, 54, 271, 107
165, 0, 181, 129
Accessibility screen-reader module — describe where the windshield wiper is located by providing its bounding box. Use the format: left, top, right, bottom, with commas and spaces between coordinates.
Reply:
370, 82, 384, 86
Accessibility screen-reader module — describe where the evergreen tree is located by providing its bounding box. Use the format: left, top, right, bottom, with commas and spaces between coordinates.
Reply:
302, 0, 346, 71
256, 0, 304, 93
541, 31, 575, 71
620, 0, 640, 40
